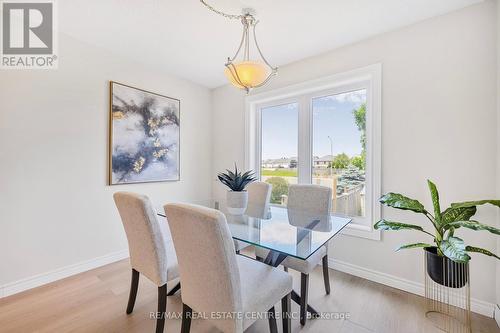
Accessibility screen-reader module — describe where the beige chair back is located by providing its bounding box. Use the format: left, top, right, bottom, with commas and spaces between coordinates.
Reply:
113, 192, 168, 286
246, 181, 272, 218
287, 184, 332, 231
164, 203, 243, 333
288, 184, 332, 213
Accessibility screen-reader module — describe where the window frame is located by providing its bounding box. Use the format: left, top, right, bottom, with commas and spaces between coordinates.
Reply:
245, 64, 381, 240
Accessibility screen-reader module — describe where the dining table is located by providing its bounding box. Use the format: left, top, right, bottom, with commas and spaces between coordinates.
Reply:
157, 202, 351, 319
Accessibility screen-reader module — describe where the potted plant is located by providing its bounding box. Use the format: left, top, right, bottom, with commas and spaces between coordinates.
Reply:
374, 180, 500, 288
218, 164, 256, 215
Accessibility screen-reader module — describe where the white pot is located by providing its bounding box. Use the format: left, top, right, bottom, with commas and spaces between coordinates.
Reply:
226, 191, 248, 215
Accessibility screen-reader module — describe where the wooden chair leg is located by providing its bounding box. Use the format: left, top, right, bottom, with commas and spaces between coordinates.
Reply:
156, 284, 167, 333
181, 303, 192, 333
322, 254, 331, 295
126, 269, 140, 314
281, 293, 291, 333
300, 273, 309, 326
167, 282, 181, 296
268, 306, 278, 333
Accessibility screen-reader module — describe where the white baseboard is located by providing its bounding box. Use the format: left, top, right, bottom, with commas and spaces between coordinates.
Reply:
0, 249, 129, 298
495, 304, 500, 328
329, 258, 496, 318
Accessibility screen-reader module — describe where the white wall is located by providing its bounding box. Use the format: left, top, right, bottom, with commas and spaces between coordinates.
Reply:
0, 33, 213, 289
496, 0, 500, 318
212, 1, 499, 309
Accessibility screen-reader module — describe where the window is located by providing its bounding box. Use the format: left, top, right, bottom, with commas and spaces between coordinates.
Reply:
246, 65, 381, 239
312, 90, 367, 217
261, 103, 298, 206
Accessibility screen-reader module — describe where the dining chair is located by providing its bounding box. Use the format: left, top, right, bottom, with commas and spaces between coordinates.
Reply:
114, 192, 180, 333
164, 203, 292, 333
233, 181, 272, 254
255, 184, 332, 326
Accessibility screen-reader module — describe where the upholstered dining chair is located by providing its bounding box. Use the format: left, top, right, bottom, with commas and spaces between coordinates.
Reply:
233, 181, 272, 254
164, 203, 292, 333
255, 184, 332, 326
113, 192, 180, 333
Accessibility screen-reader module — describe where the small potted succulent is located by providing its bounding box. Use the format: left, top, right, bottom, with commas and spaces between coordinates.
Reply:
218, 164, 256, 215
375, 180, 500, 288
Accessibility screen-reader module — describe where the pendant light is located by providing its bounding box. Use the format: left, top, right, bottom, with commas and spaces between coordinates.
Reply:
201, 1, 277, 93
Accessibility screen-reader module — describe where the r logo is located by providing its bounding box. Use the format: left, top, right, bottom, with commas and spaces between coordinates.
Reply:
2, 2, 53, 54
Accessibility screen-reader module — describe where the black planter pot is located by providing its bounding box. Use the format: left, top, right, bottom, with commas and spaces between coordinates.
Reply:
425, 247, 468, 288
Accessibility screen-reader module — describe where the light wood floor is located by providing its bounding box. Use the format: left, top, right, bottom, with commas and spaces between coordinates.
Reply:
0, 258, 498, 333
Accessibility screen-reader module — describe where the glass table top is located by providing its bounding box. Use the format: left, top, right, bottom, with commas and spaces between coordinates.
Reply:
158, 204, 351, 261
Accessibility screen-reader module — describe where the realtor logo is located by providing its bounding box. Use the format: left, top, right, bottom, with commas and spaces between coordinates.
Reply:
1, 0, 57, 69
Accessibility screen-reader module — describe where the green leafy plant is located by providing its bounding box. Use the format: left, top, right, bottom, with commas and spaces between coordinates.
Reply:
265, 177, 289, 204
350, 154, 365, 170
353, 103, 366, 168
217, 164, 256, 191
329, 153, 350, 169
374, 180, 500, 263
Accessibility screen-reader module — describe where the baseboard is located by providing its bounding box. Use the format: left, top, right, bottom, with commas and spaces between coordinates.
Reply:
1, 250, 496, 320
0, 249, 129, 298
495, 304, 500, 328
329, 258, 496, 318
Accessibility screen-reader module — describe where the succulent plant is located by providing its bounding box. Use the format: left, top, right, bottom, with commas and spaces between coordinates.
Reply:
217, 164, 256, 192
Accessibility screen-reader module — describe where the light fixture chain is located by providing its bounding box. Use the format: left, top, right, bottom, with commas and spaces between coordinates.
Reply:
199, 0, 242, 20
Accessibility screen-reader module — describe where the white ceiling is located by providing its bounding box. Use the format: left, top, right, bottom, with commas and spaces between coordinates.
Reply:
59, 0, 483, 88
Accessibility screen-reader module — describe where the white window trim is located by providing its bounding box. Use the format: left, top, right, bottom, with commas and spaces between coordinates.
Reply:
245, 64, 382, 240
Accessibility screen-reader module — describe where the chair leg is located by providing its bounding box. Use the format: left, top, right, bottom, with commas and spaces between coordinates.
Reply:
181, 303, 192, 333
281, 293, 291, 333
300, 273, 309, 326
126, 269, 140, 314
156, 284, 167, 333
322, 254, 331, 295
167, 282, 181, 296
267, 306, 278, 333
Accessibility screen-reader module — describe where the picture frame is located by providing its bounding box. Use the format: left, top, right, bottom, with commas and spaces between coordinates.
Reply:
108, 81, 180, 185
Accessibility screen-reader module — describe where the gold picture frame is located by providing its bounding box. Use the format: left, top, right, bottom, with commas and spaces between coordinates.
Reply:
108, 81, 180, 185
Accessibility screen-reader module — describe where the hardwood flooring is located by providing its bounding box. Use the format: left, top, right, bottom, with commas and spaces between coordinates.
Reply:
0, 258, 498, 333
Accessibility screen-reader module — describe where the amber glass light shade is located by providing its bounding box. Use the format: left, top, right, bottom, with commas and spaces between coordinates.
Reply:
224, 60, 271, 90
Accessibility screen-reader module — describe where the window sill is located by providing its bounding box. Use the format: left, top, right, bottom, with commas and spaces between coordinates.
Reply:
341, 223, 381, 241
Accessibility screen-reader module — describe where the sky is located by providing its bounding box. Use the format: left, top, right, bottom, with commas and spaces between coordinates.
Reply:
261, 89, 366, 160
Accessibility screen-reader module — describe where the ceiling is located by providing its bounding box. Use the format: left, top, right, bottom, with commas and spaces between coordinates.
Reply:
59, 0, 483, 88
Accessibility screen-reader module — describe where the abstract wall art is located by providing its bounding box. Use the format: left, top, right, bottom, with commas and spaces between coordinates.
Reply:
109, 82, 180, 185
